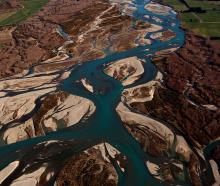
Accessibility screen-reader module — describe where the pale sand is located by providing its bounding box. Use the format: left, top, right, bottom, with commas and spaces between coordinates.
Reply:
0, 161, 19, 184
104, 56, 144, 86
41, 53, 69, 64
116, 102, 174, 146
144, 15, 150, 19
80, 78, 94, 93
203, 104, 218, 111
92, 143, 125, 172
46, 171, 55, 182
175, 135, 192, 162
209, 160, 220, 186
10, 165, 47, 186
116, 103, 194, 163
136, 23, 163, 46
145, 23, 163, 33
152, 16, 163, 23
43, 94, 96, 128
145, 2, 176, 15
0, 88, 56, 125
2, 94, 95, 144
93, 143, 120, 163
0, 91, 6, 97
60, 71, 71, 80
146, 161, 161, 180
155, 47, 179, 56
150, 32, 163, 40
150, 30, 175, 41
0, 70, 29, 80
122, 80, 158, 104
3, 119, 35, 144
138, 38, 152, 46
0, 62, 95, 144
0, 74, 59, 92
122, 72, 163, 104
109, 0, 137, 15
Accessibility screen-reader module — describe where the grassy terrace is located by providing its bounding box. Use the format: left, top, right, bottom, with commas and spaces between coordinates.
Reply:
161, 0, 188, 11
0, 0, 49, 26
159, 0, 220, 42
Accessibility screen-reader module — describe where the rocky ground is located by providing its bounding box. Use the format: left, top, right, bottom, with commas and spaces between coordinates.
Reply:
0, 0, 93, 78
0, 90, 95, 145
0, 0, 161, 78
104, 57, 145, 86
61, 0, 162, 62
106, 52, 205, 185
55, 143, 122, 186
131, 32, 220, 148
126, 32, 220, 185
0, 141, 122, 186
116, 101, 201, 185
0, 0, 21, 13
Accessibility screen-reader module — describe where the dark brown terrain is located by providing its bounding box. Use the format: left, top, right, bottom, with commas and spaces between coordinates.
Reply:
56, 147, 118, 186
0, 0, 93, 78
122, 31, 220, 186
0, 0, 150, 78
131, 32, 220, 148
0, 0, 21, 13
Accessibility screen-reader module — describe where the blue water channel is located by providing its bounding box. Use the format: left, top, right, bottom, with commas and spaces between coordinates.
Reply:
0, 0, 186, 185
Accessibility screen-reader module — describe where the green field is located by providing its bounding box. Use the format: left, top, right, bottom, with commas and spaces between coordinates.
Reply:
0, 0, 49, 26
161, 0, 220, 42
161, 0, 188, 11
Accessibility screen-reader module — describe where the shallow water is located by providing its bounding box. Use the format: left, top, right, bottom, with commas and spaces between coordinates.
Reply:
0, 0, 188, 185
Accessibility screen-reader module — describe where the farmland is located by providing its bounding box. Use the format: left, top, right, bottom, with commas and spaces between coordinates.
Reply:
0, 0, 49, 26
160, 0, 220, 42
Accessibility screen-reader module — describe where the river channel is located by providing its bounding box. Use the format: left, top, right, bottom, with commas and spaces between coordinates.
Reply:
0, 0, 189, 185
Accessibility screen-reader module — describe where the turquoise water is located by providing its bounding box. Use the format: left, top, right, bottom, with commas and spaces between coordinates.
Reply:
0, 1, 189, 185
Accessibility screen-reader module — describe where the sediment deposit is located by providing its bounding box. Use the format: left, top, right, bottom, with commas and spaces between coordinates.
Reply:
104, 56, 145, 86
